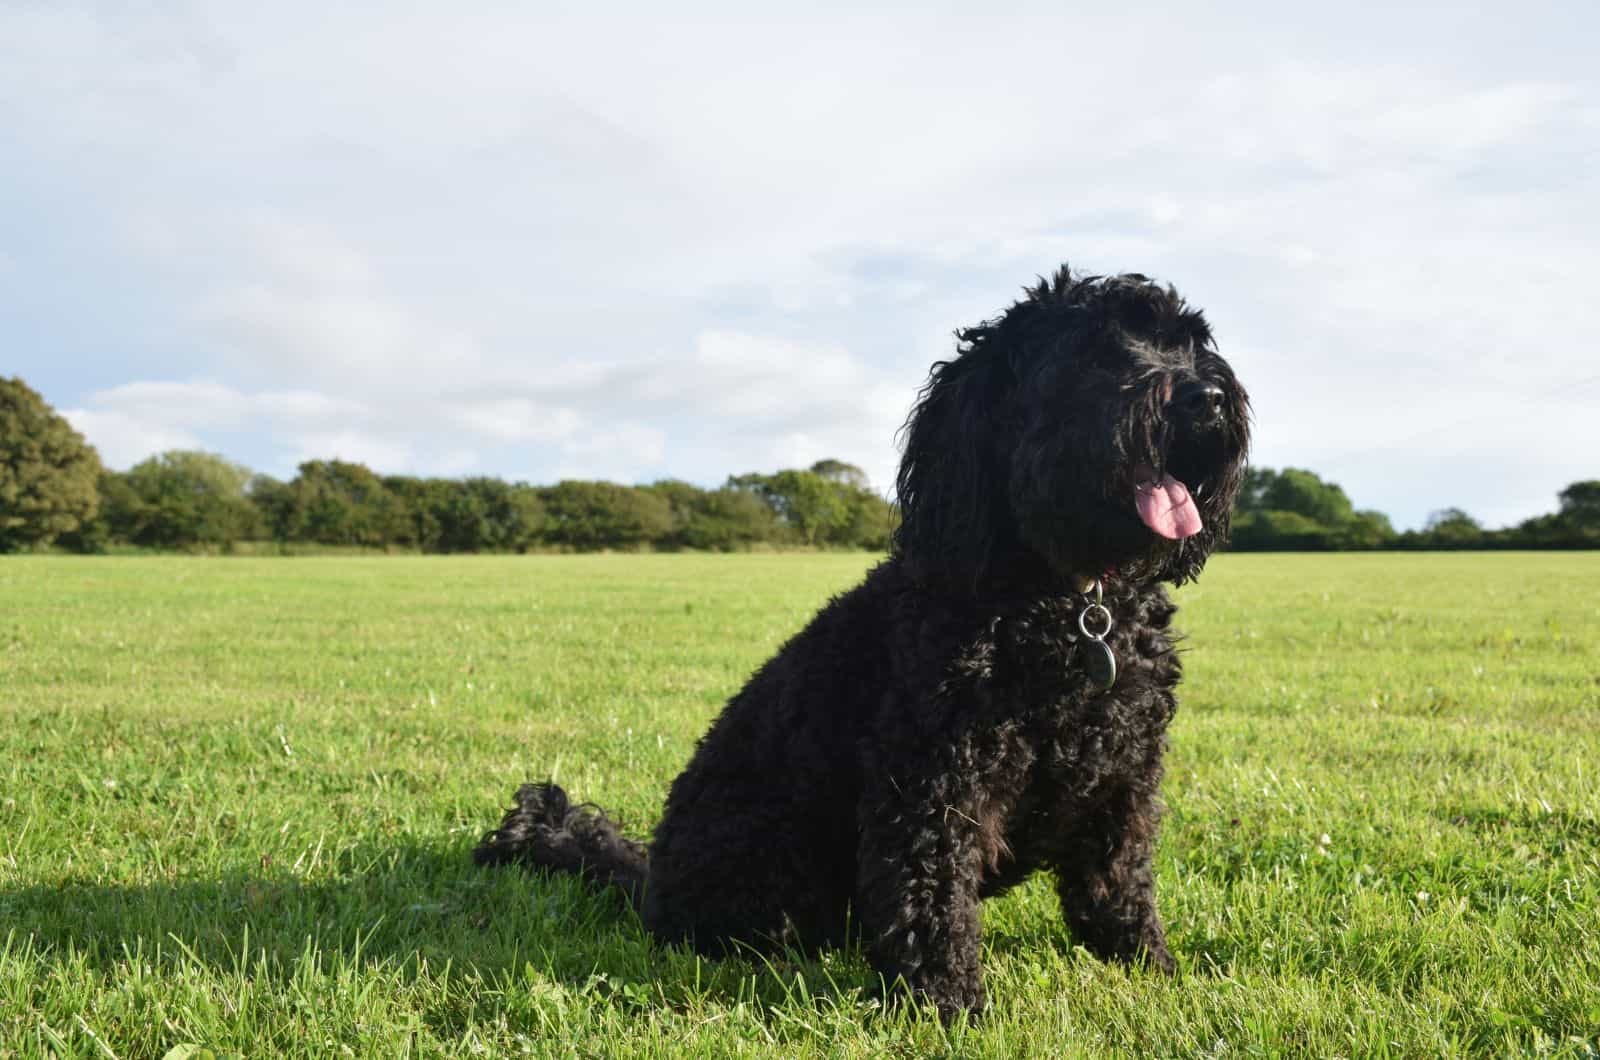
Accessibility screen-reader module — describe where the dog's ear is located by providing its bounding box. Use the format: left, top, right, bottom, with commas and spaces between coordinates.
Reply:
894, 350, 1015, 592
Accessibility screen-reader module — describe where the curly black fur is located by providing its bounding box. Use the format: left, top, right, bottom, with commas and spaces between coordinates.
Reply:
476, 264, 1251, 1022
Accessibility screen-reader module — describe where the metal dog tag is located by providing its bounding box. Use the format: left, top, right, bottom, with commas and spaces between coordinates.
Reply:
1082, 638, 1117, 690
1076, 588, 1117, 691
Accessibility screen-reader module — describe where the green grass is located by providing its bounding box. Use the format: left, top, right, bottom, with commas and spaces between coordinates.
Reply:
2, 553, 1598, 1057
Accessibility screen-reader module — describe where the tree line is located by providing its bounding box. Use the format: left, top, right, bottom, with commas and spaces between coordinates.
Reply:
55, 452, 897, 555
1, 378, 894, 554
1230, 467, 1600, 551
3, 377, 1597, 554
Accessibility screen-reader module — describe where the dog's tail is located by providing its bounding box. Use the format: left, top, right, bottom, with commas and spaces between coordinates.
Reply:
472, 782, 648, 907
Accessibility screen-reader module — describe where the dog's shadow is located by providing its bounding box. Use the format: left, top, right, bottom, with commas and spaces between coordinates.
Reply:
1, 841, 881, 1022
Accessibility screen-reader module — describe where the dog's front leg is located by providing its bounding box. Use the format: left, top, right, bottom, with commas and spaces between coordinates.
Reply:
855, 773, 991, 1022
1054, 782, 1175, 973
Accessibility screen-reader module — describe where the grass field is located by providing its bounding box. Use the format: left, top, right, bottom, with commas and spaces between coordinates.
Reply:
2, 553, 1598, 1058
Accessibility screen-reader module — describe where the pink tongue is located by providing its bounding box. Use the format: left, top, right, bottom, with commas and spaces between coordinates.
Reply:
1136, 473, 1204, 540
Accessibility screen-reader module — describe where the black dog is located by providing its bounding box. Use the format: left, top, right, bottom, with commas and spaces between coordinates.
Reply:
476, 265, 1251, 1021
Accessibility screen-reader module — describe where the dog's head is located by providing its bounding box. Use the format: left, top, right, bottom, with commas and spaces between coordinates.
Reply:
895, 265, 1251, 592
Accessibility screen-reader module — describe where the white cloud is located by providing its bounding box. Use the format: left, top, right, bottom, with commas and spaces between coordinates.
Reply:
446, 399, 582, 445
553, 423, 668, 484
284, 430, 417, 475
61, 409, 202, 470
83, 381, 252, 429
60, 318, 912, 492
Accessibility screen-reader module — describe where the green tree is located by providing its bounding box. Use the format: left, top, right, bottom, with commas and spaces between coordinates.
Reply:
1423, 507, 1484, 547
380, 475, 447, 550
688, 487, 782, 550
1557, 481, 1600, 526
1329, 509, 1396, 550
279, 461, 410, 547
540, 481, 673, 550
1234, 467, 1277, 514
1508, 481, 1600, 548
730, 469, 850, 546
644, 480, 791, 551
643, 479, 705, 549
62, 470, 142, 552
0, 378, 103, 551
1229, 466, 1396, 551
809, 459, 871, 492
837, 487, 896, 550
120, 450, 264, 549
435, 478, 545, 552
1229, 509, 1334, 550
1260, 468, 1355, 526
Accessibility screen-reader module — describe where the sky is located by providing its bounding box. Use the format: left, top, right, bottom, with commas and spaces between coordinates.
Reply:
3, 2, 1597, 530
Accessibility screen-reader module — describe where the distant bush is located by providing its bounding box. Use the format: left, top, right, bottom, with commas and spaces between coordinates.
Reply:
273, 460, 410, 547
729, 461, 896, 549
116, 451, 265, 550
646, 481, 781, 551
541, 480, 675, 550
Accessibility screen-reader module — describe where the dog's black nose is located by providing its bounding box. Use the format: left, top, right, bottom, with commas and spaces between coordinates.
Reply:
1174, 382, 1225, 423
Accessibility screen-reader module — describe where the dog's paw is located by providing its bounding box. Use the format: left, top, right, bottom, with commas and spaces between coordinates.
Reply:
1144, 943, 1177, 976
928, 979, 987, 1026
1113, 936, 1176, 975
931, 989, 986, 1026
872, 972, 986, 1025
